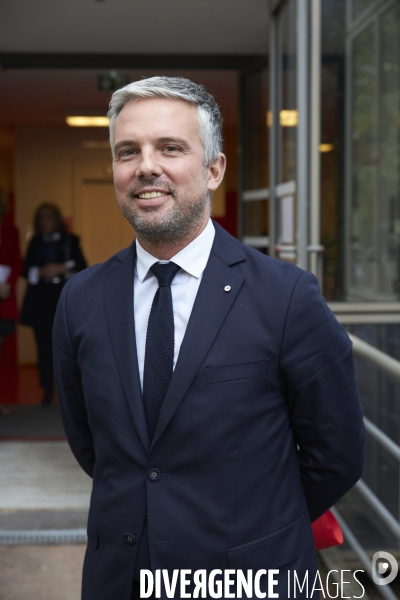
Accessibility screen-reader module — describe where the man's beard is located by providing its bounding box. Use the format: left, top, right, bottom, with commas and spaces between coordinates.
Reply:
120, 177, 210, 245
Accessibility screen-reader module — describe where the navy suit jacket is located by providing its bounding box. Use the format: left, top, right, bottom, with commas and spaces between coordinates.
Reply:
53, 222, 365, 600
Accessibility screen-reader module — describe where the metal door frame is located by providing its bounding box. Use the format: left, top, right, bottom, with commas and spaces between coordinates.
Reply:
268, 0, 323, 279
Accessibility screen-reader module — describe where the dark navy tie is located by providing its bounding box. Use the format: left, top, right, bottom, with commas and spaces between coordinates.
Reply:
133, 261, 180, 584
143, 261, 180, 439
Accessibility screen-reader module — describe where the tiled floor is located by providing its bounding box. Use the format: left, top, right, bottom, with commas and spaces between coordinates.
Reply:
0, 360, 91, 512
0, 545, 86, 600
0, 441, 91, 511
0, 410, 91, 598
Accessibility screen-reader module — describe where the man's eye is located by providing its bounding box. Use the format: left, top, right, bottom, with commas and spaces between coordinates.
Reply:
164, 146, 180, 153
119, 148, 137, 158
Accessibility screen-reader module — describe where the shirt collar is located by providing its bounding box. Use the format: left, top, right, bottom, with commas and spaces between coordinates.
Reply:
135, 219, 215, 283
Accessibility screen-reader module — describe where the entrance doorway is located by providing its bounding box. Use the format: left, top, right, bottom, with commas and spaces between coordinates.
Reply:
75, 181, 134, 266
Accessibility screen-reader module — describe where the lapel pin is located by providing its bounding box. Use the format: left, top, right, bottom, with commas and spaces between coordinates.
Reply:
224, 285, 231, 292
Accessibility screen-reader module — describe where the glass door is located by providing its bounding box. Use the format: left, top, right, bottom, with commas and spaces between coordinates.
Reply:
268, 0, 324, 279
238, 68, 269, 253
269, 0, 298, 263
239, 0, 323, 278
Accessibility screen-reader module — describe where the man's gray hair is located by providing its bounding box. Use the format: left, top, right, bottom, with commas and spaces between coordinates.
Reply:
108, 76, 223, 167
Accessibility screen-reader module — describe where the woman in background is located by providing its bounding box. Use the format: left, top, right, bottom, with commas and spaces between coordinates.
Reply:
0, 190, 22, 415
20, 203, 87, 406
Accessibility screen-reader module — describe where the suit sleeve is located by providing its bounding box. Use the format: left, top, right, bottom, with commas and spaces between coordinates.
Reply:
279, 270, 365, 522
53, 280, 95, 477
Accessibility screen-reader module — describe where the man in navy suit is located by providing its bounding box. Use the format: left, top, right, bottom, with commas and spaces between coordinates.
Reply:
53, 77, 365, 600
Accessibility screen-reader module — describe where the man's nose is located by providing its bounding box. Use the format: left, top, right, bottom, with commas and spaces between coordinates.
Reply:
135, 149, 163, 177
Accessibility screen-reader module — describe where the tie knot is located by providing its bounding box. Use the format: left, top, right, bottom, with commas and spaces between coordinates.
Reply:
150, 261, 180, 287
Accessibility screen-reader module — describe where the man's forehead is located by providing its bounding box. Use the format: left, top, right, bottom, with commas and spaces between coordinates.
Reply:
113, 97, 201, 142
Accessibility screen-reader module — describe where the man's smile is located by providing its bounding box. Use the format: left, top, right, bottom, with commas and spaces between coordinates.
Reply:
133, 189, 173, 209
137, 191, 168, 199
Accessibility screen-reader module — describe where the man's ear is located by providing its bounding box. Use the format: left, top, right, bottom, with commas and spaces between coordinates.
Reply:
207, 154, 227, 192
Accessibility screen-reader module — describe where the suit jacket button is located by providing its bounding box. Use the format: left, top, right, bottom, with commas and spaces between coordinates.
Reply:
148, 468, 161, 481
124, 533, 136, 545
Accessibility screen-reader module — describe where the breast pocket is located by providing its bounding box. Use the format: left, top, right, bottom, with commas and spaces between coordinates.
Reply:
205, 358, 271, 385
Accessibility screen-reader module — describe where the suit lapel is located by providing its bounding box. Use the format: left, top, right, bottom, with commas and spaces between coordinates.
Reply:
104, 243, 151, 452
152, 224, 246, 446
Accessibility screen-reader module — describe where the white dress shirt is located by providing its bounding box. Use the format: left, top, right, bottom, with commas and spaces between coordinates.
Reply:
134, 219, 215, 391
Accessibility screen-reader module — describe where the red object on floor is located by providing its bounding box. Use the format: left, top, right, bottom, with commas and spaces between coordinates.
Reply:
1, 332, 17, 363
312, 510, 343, 550
0, 360, 43, 406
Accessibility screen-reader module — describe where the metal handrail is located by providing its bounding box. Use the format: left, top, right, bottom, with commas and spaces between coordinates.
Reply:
336, 334, 400, 598
355, 479, 400, 539
348, 336, 400, 536
348, 336, 400, 461
332, 303, 400, 313
327, 334, 400, 597
349, 333, 400, 381
331, 508, 399, 600
364, 418, 400, 462
349, 419, 400, 540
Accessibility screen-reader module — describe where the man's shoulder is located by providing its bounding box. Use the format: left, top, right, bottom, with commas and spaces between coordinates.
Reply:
212, 221, 308, 286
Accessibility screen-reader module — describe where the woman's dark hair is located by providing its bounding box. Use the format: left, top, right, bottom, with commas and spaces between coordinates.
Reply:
34, 203, 66, 235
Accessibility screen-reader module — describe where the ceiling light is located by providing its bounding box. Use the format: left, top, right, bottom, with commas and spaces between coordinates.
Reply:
319, 143, 334, 153
266, 110, 299, 127
66, 116, 109, 127
280, 110, 298, 127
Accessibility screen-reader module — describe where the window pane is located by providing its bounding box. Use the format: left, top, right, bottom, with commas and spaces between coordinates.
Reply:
352, 0, 376, 21
277, 0, 297, 183
320, 0, 345, 300
242, 69, 269, 246
378, 4, 400, 298
243, 70, 268, 192
350, 26, 377, 294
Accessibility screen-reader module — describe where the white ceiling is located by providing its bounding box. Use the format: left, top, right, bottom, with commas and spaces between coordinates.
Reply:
0, 0, 269, 55
0, 0, 268, 131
